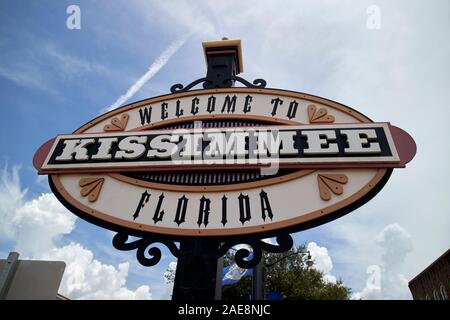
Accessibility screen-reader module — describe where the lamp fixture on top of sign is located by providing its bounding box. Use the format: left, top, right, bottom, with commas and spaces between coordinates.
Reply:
34, 39, 416, 239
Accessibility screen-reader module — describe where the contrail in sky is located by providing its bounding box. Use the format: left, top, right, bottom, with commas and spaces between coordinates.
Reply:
104, 36, 188, 112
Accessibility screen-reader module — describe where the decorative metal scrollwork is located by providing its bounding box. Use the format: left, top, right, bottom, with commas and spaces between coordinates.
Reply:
224, 76, 267, 89
112, 231, 293, 269
170, 77, 211, 93
170, 76, 267, 93
218, 233, 294, 269
112, 232, 180, 267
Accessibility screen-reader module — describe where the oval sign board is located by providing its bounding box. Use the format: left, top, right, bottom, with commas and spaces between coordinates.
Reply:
34, 88, 416, 238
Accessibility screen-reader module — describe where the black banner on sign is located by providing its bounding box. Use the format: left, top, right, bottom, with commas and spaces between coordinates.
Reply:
41, 123, 400, 172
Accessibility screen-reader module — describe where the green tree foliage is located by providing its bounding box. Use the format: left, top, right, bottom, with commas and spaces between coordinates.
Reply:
222, 276, 252, 300
223, 244, 351, 300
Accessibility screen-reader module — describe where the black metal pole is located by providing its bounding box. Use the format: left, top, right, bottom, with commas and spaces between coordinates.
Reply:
171, 40, 240, 300
215, 254, 224, 300
252, 260, 264, 300
172, 239, 220, 300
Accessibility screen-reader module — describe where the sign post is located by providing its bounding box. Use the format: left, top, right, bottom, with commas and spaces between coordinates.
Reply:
171, 40, 245, 299
33, 39, 416, 300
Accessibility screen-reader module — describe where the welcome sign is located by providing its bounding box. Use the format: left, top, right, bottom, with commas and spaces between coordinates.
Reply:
33, 88, 416, 237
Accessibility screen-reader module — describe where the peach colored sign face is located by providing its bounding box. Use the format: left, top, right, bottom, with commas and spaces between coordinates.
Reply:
34, 88, 416, 238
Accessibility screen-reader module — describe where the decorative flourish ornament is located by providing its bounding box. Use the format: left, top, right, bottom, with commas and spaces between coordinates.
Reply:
317, 174, 348, 201
103, 113, 129, 132
308, 104, 335, 123
79, 177, 104, 202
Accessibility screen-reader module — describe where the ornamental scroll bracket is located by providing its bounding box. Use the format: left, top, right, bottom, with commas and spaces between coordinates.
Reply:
217, 233, 294, 269
111, 231, 294, 270
112, 232, 181, 267
170, 75, 267, 93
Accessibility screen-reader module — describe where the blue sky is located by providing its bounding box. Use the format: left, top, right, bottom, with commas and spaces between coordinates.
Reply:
1, 0, 449, 299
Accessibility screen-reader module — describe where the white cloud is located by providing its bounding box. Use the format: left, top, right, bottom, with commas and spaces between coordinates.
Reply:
376, 223, 413, 270
44, 243, 151, 300
0, 166, 151, 300
352, 224, 413, 300
307, 242, 337, 283
105, 35, 189, 112
0, 165, 26, 241
164, 261, 177, 284
14, 193, 76, 256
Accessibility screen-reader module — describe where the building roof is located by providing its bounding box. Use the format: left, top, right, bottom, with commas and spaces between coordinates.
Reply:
408, 248, 450, 286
